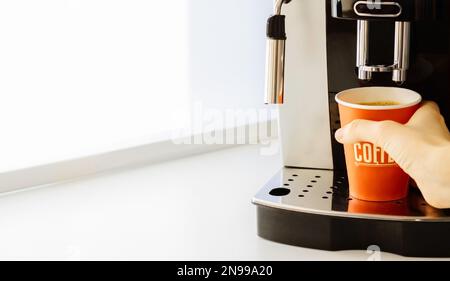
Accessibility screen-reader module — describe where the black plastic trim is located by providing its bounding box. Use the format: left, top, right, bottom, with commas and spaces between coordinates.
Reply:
256, 205, 450, 257
267, 15, 287, 40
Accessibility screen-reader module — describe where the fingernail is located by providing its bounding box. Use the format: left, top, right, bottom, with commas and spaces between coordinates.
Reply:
335, 128, 344, 142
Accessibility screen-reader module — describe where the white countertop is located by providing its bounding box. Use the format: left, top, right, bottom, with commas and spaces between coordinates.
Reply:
0, 142, 441, 260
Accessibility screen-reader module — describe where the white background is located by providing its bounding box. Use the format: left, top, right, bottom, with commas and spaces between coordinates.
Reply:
0, 0, 272, 172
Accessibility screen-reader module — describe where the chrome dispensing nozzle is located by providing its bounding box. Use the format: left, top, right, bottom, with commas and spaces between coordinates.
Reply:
356, 20, 411, 84
393, 21, 411, 83
265, 0, 291, 104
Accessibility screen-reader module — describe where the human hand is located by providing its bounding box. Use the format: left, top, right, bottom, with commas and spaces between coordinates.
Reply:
335, 101, 450, 209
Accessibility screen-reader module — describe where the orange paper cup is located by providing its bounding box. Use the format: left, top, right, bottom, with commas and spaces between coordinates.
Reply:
335, 87, 422, 202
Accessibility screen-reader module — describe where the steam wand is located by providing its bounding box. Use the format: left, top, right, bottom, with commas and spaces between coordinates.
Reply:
265, 0, 292, 105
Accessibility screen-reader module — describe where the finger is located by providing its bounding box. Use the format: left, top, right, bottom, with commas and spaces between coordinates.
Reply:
335, 119, 374, 144
408, 101, 442, 127
421, 101, 440, 113
407, 101, 450, 139
335, 119, 403, 146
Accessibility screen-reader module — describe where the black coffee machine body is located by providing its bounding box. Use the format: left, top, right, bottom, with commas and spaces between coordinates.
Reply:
328, 0, 449, 170
255, 0, 450, 257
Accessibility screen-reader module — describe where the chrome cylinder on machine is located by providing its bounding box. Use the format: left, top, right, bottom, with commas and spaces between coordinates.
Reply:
264, 0, 290, 104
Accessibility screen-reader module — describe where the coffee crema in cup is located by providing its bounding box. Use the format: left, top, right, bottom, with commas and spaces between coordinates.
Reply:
358, 101, 400, 106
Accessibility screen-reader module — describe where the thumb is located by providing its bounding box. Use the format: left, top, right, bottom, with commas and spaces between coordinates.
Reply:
335, 120, 419, 172
335, 120, 378, 144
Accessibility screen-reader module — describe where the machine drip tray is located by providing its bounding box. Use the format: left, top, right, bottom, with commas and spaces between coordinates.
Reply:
252, 168, 450, 257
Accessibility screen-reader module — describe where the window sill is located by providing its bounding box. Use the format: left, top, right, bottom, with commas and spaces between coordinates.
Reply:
0, 119, 278, 194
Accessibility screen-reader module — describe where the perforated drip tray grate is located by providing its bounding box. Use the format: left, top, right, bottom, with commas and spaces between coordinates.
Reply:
253, 168, 450, 221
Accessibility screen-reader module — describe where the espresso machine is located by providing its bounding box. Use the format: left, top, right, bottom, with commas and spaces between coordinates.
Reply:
253, 0, 450, 257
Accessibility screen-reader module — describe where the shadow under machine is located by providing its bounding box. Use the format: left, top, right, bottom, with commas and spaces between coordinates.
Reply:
253, 0, 450, 257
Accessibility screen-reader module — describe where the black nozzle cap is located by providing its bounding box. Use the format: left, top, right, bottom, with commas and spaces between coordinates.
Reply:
267, 15, 286, 40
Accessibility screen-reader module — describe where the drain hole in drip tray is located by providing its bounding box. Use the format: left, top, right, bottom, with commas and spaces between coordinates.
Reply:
269, 188, 291, 196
